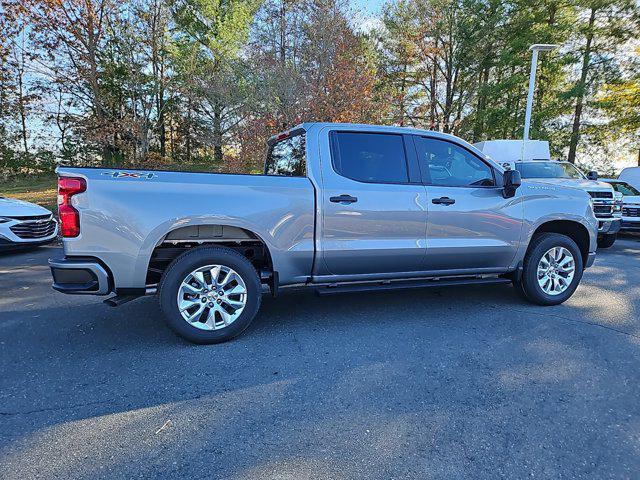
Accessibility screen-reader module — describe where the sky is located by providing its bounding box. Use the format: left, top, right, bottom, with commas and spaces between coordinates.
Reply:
352, 0, 386, 33
354, 0, 386, 14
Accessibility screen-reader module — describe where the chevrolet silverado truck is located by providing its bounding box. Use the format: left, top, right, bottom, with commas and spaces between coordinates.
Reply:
50, 123, 598, 344
602, 179, 640, 232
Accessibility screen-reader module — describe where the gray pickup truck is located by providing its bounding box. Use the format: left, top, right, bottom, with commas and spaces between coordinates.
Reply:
50, 123, 598, 343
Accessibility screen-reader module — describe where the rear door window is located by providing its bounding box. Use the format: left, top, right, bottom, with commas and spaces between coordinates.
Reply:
330, 132, 409, 184
265, 133, 306, 176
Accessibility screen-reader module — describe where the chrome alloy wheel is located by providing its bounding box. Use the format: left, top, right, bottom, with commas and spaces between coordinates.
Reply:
536, 247, 575, 296
177, 264, 248, 330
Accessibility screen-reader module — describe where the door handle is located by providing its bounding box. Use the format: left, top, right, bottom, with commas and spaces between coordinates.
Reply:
330, 194, 358, 204
432, 196, 455, 206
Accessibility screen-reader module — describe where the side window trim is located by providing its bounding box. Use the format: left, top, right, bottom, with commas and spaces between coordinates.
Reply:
403, 134, 422, 184
329, 130, 416, 185
414, 135, 498, 188
412, 134, 431, 185
329, 131, 341, 176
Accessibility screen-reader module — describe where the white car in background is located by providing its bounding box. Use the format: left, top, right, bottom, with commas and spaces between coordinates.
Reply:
0, 197, 58, 251
619, 167, 640, 191
602, 178, 640, 233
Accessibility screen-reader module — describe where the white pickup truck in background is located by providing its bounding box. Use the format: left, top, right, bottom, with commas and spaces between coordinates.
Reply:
602, 178, 640, 233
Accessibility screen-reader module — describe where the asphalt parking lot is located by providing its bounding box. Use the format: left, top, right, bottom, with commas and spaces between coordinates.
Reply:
1, 237, 640, 479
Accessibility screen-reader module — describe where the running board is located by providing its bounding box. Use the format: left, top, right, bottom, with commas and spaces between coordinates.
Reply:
315, 276, 511, 296
103, 295, 141, 307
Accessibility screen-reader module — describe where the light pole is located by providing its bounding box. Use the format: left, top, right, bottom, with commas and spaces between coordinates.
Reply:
522, 44, 557, 161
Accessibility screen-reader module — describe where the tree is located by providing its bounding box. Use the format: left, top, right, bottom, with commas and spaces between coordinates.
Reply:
378, 0, 505, 135
1, 0, 638, 174
236, 0, 384, 172
4, 0, 119, 160
566, 0, 638, 163
169, 0, 261, 163
475, 0, 576, 148
376, 0, 422, 127
301, 0, 383, 124
596, 46, 640, 166
0, 4, 45, 174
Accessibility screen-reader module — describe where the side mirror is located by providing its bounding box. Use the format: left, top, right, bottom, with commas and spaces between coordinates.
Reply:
587, 170, 598, 180
502, 169, 521, 198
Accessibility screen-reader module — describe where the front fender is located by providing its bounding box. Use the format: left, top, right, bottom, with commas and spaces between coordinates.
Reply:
513, 186, 598, 266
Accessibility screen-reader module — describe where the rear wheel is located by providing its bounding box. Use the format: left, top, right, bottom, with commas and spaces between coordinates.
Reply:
597, 233, 616, 249
515, 233, 583, 306
159, 246, 262, 344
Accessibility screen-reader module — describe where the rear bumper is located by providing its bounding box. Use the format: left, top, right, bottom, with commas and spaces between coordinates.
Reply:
49, 258, 112, 295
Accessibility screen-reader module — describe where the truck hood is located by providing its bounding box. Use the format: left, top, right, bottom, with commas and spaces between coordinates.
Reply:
0, 197, 52, 218
622, 195, 640, 205
524, 178, 613, 193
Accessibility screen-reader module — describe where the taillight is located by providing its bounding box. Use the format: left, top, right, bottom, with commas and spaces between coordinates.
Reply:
57, 177, 86, 237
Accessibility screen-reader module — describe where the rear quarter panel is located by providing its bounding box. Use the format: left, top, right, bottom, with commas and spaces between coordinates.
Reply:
58, 168, 315, 288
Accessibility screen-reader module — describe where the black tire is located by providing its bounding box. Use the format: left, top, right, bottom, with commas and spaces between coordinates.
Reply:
515, 233, 584, 306
597, 233, 616, 249
158, 246, 262, 344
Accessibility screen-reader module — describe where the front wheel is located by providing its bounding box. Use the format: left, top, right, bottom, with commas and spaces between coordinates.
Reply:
515, 233, 584, 306
597, 233, 616, 249
158, 246, 262, 344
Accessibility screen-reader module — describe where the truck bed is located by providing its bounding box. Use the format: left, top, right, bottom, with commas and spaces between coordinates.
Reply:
57, 167, 316, 288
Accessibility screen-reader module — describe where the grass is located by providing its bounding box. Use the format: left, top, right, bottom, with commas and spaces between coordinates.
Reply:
0, 174, 58, 212
0, 162, 242, 214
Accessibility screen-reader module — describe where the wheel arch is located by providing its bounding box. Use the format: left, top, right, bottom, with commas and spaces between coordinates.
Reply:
530, 220, 591, 267
144, 223, 276, 288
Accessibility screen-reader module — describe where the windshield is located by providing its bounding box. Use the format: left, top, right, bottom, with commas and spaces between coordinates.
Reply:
610, 182, 640, 196
515, 161, 585, 180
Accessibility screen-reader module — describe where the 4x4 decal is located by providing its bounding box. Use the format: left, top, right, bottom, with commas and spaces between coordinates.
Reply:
101, 171, 157, 179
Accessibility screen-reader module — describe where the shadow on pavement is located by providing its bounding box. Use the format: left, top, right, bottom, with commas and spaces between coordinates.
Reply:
1, 242, 640, 478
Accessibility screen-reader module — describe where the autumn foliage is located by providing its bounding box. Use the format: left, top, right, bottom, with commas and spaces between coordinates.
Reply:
1, 0, 638, 175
